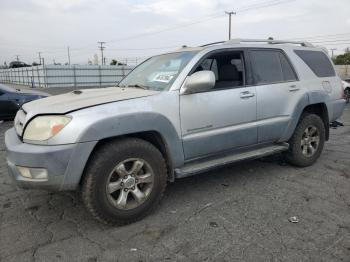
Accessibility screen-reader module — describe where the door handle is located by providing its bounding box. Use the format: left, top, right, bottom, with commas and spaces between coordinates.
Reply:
240, 91, 255, 99
289, 85, 300, 92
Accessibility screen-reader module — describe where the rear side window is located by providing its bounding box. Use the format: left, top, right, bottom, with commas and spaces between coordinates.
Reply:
294, 50, 335, 77
250, 50, 297, 85
279, 53, 297, 81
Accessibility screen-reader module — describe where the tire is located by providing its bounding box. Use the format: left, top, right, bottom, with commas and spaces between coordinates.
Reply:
81, 138, 167, 225
285, 113, 325, 167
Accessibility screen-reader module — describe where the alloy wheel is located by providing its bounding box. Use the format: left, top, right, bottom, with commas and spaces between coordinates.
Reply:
106, 158, 154, 210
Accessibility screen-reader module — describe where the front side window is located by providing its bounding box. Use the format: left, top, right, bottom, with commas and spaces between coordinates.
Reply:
192, 51, 245, 89
119, 51, 198, 91
294, 50, 335, 77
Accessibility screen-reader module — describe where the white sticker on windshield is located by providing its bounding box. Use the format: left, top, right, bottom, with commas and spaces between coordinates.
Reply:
152, 71, 177, 83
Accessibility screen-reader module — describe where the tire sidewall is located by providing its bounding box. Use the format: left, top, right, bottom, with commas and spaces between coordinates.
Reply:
86, 139, 166, 222
287, 114, 325, 167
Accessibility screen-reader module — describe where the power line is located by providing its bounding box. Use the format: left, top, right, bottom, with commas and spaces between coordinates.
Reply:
237, 0, 296, 13
288, 33, 350, 41
106, 0, 295, 44
0, 0, 297, 60
106, 13, 224, 44
311, 39, 350, 44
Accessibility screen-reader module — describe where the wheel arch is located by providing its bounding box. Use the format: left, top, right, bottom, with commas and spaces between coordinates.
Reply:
280, 90, 330, 142
302, 103, 329, 140
79, 130, 176, 186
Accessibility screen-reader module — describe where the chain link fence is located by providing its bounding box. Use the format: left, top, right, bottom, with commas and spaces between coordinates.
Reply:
0, 65, 134, 88
335, 65, 350, 79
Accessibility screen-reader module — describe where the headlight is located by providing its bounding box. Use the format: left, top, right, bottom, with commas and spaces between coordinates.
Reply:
23, 115, 71, 141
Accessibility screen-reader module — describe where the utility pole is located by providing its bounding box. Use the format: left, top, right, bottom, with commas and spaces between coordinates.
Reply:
330, 48, 337, 59
97, 42, 106, 65
15, 55, 20, 61
38, 52, 42, 64
225, 11, 236, 40
67, 46, 71, 65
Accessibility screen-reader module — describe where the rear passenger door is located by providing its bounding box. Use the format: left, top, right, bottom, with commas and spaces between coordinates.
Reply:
249, 49, 306, 143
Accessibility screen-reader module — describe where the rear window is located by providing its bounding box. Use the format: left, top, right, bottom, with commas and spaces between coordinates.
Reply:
294, 50, 335, 77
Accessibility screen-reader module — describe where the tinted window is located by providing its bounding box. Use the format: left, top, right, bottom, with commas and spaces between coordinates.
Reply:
279, 53, 297, 81
294, 50, 335, 77
251, 50, 283, 84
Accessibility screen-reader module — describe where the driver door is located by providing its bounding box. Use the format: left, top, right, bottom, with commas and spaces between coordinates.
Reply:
180, 50, 257, 160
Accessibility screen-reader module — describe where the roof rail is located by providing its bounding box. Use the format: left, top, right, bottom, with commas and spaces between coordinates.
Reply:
224, 38, 314, 47
200, 41, 225, 47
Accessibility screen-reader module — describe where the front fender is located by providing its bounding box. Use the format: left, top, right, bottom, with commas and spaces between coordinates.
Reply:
77, 112, 184, 167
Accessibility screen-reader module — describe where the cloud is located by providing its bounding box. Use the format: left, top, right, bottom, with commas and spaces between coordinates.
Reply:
1, 0, 350, 64
31, 0, 89, 11
132, 0, 219, 15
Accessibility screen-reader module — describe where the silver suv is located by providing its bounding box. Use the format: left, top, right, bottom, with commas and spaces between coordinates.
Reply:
5, 39, 346, 224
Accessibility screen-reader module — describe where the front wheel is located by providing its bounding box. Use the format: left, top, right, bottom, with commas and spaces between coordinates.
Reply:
81, 138, 167, 225
285, 113, 325, 167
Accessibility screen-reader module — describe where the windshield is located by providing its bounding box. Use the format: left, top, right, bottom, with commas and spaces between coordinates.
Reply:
119, 51, 198, 91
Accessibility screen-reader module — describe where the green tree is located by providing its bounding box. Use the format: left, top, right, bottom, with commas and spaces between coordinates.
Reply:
110, 59, 126, 66
333, 52, 350, 65
110, 59, 118, 65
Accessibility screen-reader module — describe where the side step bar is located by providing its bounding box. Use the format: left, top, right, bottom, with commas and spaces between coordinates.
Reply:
175, 143, 289, 179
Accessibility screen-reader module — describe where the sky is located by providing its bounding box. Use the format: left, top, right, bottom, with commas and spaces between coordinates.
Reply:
0, 0, 350, 65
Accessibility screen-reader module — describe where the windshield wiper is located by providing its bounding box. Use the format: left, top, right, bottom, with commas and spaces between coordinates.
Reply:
126, 84, 150, 90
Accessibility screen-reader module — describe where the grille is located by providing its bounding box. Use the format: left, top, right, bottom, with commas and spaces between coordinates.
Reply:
14, 109, 27, 137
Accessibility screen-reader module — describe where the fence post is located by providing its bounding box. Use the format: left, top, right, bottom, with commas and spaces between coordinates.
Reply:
43, 65, 48, 88
73, 65, 77, 88
99, 65, 102, 87
37, 66, 41, 87
22, 68, 24, 85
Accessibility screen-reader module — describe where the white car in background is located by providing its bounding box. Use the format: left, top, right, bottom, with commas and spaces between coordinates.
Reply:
342, 80, 350, 103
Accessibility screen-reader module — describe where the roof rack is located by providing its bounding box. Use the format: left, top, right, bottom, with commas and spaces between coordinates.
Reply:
200, 39, 314, 48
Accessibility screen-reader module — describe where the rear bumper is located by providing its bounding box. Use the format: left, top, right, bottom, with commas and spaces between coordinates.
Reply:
328, 99, 346, 121
5, 128, 97, 191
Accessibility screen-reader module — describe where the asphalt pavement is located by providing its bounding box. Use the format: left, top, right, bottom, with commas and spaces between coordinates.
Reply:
0, 105, 349, 262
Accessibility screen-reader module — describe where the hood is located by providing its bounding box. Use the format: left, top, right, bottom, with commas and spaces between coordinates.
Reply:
22, 87, 160, 116
15, 88, 50, 97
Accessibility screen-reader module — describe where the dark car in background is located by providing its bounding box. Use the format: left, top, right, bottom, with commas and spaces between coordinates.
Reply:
9, 61, 30, 68
0, 84, 49, 120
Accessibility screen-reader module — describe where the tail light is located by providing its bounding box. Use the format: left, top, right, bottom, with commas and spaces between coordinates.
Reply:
340, 80, 346, 100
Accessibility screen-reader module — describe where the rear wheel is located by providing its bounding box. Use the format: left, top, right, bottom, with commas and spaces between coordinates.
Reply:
81, 138, 167, 225
285, 113, 325, 167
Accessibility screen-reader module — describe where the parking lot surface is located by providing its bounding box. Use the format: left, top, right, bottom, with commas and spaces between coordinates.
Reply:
1, 105, 350, 262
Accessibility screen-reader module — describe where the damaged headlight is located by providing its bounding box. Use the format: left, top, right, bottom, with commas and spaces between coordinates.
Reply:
23, 115, 71, 141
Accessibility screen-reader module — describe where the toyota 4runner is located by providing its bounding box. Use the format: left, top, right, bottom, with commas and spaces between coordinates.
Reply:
5, 39, 346, 225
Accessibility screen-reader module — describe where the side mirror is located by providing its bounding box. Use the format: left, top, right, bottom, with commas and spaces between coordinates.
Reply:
181, 70, 215, 95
